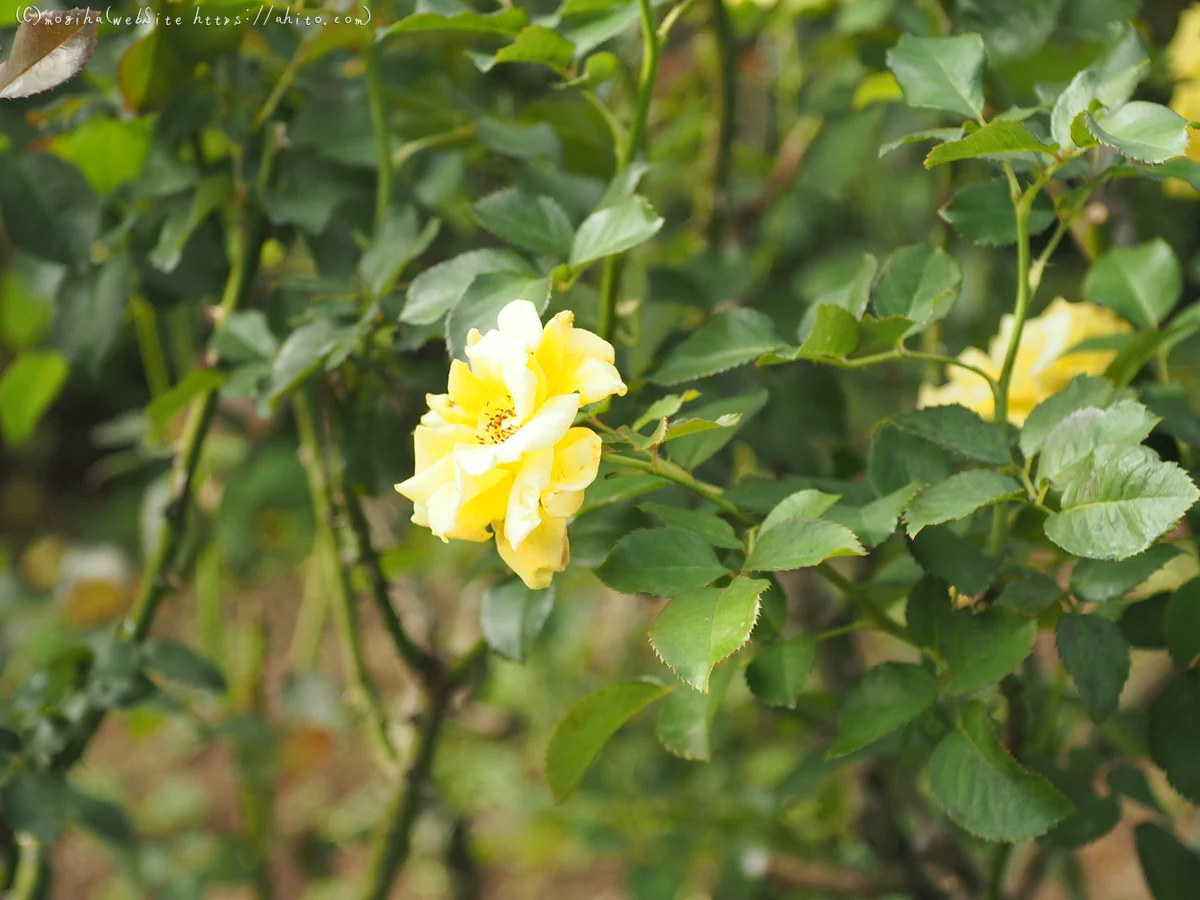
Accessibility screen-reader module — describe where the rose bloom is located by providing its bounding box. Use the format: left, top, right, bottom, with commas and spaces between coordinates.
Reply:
918, 297, 1132, 425
395, 300, 627, 589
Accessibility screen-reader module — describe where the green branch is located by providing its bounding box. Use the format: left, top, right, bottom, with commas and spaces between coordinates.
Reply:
598, 0, 665, 341
358, 641, 487, 900
601, 450, 750, 521
708, 0, 735, 245
293, 390, 397, 769
365, 14, 392, 231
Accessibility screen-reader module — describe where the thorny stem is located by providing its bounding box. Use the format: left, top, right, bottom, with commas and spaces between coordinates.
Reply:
365, 4, 392, 231
294, 390, 398, 769
358, 640, 487, 900
598, 0, 664, 342
342, 485, 440, 680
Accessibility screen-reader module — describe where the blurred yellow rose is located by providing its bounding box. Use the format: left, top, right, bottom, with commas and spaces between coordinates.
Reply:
918, 297, 1132, 425
1168, 6, 1200, 189
395, 300, 627, 589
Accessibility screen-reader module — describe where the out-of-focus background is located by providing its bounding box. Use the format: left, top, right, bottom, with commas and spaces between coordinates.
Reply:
3, 0, 1200, 897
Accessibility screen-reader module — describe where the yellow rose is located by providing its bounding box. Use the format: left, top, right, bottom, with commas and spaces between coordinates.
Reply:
918, 297, 1132, 425
1169, 6, 1200, 83
395, 300, 627, 589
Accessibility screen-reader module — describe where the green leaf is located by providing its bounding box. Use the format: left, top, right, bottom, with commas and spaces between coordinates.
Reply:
892, 404, 1011, 466
1037, 400, 1160, 488
0, 8, 98, 98
760, 489, 841, 533
213, 310, 278, 364
1120, 593, 1169, 650
1165, 577, 1200, 667
638, 502, 742, 550
886, 33, 985, 120
546, 679, 672, 801
746, 519, 864, 572
1149, 669, 1200, 804
569, 194, 664, 267
1104, 329, 1173, 388
940, 178, 1056, 246
597, 528, 731, 596
941, 609, 1037, 695
267, 318, 341, 405
925, 120, 1057, 168
0, 152, 100, 267
0, 772, 70, 843
53, 257, 132, 375
481, 579, 555, 661
905, 470, 1023, 537
358, 207, 440, 297
1052, 64, 1145, 151
477, 25, 575, 73
149, 175, 234, 274
651, 308, 784, 385
879, 126, 964, 157
802, 253, 878, 320
141, 639, 227, 693
445, 274, 552, 360
145, 369, 226, 439
401, 249, 535, 326
655, 664, 735, 761
632, 391, 701, 431
868, 422, 952, 495
829, 662, 938, 758
1082, 239, 1181, 328
1044, 445, 1199, 561
0, 350, 69, 447
1021, 375, 1120, 458
1087, 102, 1190, 164
1056, 613, 1131, 722
995, 569, 1063, 615
826, 483, 921, 548
955, 0, 1061, 63
667, 388, 768, 470
1108, 764, 1163, 814
872, 245, 961, 331
649, 577, 767, 691
1136, 822, 1200, 900
910, 526, 998, 596
68, 788, 136, 848
927, 702, 1072, 841
1070, 543, 1181, 604
796, 304, 861, 360
745, 635, 816, 708
473, 188, 575, 258
384, 7, 529, 36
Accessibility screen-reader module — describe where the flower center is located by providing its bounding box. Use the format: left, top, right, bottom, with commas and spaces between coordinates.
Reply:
477, 396, 520, 444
